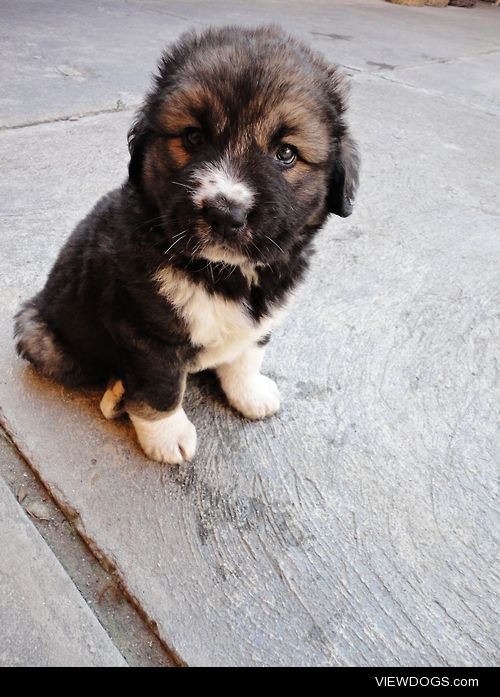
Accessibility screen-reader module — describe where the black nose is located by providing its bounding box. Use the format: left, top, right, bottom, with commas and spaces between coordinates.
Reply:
203, 205, 246, 238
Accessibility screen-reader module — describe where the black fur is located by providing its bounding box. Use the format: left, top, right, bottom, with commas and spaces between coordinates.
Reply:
14, 25, 359, 416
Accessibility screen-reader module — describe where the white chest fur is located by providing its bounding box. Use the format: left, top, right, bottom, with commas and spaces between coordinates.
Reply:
154, 266, 288, 371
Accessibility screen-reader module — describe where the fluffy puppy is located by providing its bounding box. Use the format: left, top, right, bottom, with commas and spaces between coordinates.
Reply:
14, 26, 359, 464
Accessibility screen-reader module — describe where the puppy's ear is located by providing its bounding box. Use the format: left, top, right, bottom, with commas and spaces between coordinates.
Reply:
325, 68, 360, 218
127, 114, 150, 188
327, 132, 360, 217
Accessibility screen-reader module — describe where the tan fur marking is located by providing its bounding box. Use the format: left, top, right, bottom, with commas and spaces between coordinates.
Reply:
167, 138, 190, 168
283, 160, 317, 184
158, 85, 225, 134
143, 143, 164, 191
253, 98, 329, 164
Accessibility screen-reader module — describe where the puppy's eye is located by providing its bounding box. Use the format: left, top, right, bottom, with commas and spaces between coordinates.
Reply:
275, 143, 297, 166
183, 127, 204, 149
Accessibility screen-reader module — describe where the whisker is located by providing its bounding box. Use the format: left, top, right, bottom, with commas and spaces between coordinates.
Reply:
192, 240, 205, 257
264, 235, 285, 255
248, 239, 265, 261
164, 234, 185, 256
171, 180, 195, 192
171, 228, 188, 240
223, 263, 237, 283
136, 212, 171, 229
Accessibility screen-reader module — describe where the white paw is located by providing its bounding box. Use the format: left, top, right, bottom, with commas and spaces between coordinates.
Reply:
100, 380, 125, 419
130, 409, 197, 465
225, 374, 281, 420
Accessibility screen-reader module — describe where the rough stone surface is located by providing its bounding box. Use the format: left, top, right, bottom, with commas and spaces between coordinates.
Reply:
2, 0, 500, 127
0, 476, 127, 666
0, 433, 176, 667
0, 0, 499, 667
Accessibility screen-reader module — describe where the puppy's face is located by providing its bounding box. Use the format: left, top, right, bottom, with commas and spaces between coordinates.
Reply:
129, 27, 359, 266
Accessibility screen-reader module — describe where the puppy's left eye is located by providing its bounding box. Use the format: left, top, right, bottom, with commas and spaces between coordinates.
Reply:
275, 143, 297, 166
183, 127, 204, 149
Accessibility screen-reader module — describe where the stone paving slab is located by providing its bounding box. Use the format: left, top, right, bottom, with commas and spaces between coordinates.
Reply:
1, 69, 499, 664
0, 0, 185, 127
0, 476, 127, 666
0, 433, 175, 667
1, 0, 499, 667
377, 49, 500, 116
2, 0, 500, 127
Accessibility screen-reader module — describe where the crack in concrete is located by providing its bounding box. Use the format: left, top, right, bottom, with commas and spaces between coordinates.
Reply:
0, 104, 140, 133
2, 46, 499, 133
350, 69, 500, 119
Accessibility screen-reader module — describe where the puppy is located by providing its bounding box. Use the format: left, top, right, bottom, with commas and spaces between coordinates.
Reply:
14, 26, 359, 465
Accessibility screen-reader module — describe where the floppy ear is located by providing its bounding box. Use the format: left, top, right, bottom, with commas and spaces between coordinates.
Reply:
327, 131, 360, 218
324, 66, 360, 217
127, 114, 150, 188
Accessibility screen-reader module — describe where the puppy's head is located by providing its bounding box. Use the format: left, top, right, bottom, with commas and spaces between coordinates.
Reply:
128, 26, 359, 265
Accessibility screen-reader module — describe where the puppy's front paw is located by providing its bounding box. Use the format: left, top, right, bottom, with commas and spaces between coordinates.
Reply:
130, 409, 197, 465
224, 374, 281, 420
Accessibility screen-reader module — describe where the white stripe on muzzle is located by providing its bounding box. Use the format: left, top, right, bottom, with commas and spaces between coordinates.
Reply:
190, 158, 255, 210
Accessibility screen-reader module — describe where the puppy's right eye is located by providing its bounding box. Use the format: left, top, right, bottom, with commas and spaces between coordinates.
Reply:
183, 127, 204, 149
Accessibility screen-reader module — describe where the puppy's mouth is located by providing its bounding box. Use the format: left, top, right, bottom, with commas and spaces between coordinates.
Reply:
194, 220, 254, 266
162, 205, 257, 267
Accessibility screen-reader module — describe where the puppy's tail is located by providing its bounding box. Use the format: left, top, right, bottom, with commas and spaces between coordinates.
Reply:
14, 298, 76, 383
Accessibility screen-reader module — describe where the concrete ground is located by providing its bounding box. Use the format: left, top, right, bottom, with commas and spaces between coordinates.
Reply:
0, 0, 499, 667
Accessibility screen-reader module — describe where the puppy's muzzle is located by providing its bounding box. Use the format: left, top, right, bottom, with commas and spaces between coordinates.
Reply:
202, 198, 247, 239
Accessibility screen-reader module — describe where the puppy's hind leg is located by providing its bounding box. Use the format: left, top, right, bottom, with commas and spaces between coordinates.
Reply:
100, 379, 126, 419
14, 298, 77, 383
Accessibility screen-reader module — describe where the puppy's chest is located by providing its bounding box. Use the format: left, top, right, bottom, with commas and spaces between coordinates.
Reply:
155, 267, 285, 370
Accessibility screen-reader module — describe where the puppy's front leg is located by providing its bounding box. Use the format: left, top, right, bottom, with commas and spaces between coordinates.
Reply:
216, 344, 280, 420
129, 407, 196, 466
124, 369, 195, 465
